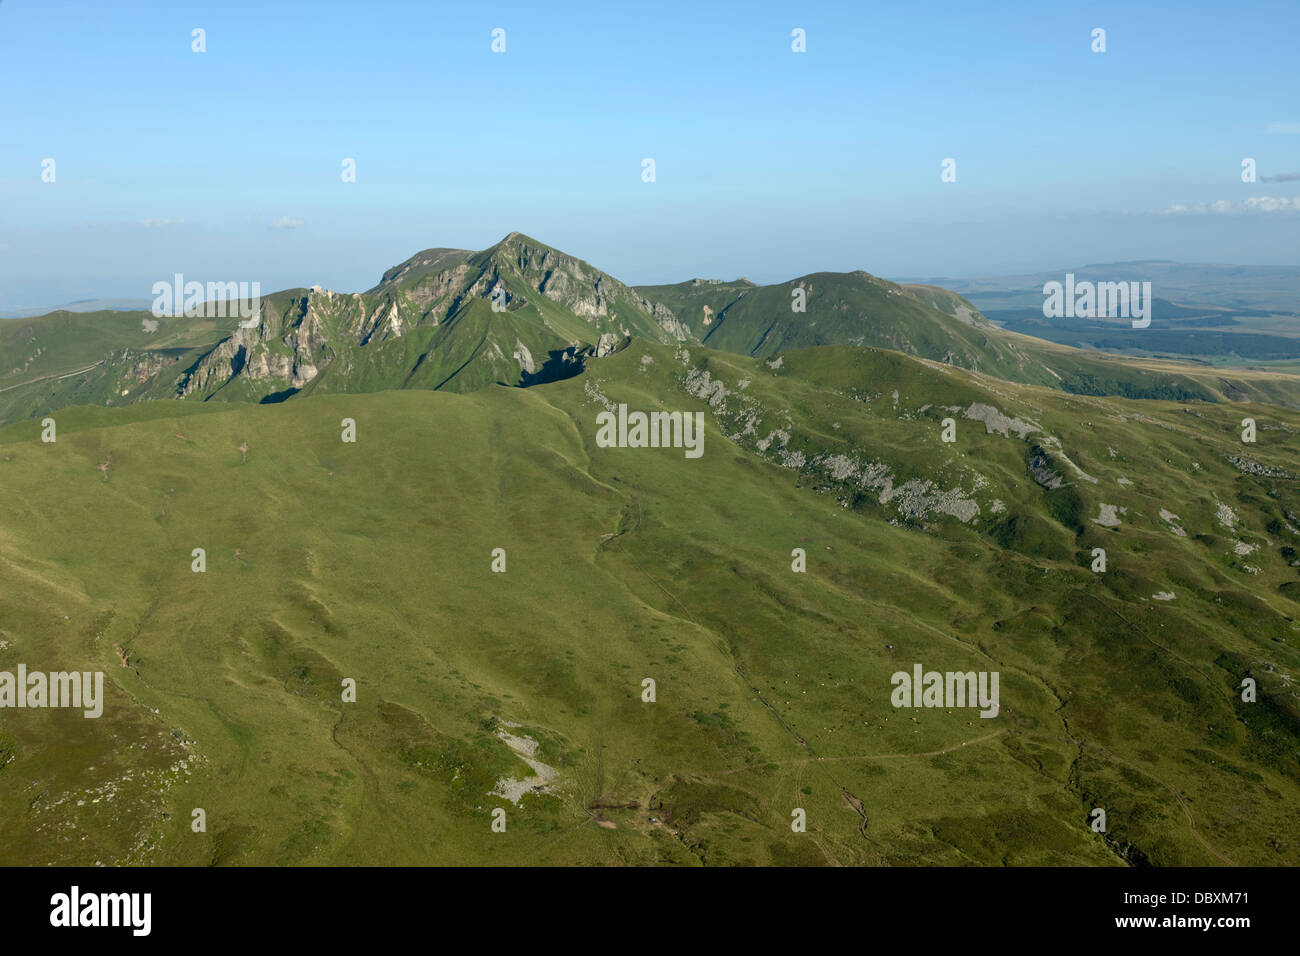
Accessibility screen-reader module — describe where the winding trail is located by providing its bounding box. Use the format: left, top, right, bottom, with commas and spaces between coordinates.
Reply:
1035, 731, 1240, 868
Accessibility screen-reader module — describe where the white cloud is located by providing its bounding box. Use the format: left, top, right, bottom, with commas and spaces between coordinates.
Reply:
139, 216, 186, 227
269, 216, 303, 229
1241, 195, 1300, 212
1266, 121, 1300, 134
1156, 196, 1300, 215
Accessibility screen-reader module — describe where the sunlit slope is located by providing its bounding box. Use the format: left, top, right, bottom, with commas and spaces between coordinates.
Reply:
0, 308, 227, 426
9, 238, 1300, 427
579, 342, 1300, 862
638, 271, 1300, 407
0, 388, 830, 865
0, 340, 1297, 865
0, 233, 694, 424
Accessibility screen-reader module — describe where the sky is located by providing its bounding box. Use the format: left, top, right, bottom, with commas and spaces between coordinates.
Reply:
1, 0, 1298, 309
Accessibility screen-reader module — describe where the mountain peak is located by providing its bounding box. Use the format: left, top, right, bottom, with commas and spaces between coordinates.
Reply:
490, 230, 548, 251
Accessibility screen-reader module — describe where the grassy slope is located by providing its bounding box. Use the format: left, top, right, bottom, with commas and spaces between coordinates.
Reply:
637, 273, 1300, 408
633, 279, 759, 339
1, 339, 1297, 866
0, 309, 229, 426
9, 245, 1300, 427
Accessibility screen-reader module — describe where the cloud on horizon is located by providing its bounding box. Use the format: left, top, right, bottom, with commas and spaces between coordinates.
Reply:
1156, 196, 1300, 215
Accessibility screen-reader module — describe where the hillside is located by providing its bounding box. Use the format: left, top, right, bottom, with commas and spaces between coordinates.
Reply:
7, 237, 1300, 429
0, 234, 695, 424
637, 271, 1046, 379
1, 337, 1297, 865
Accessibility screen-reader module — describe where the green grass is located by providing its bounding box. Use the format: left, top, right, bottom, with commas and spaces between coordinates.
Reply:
9, 236, 1300, 433
1, 336, 1297, 865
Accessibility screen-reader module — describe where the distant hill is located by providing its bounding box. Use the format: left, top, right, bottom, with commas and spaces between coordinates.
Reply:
5, 238, 1300, 428
908, 261, 1300, 315
636, 268, 1300, 406
636, 271, 1054, 384
0, 298, 154, 319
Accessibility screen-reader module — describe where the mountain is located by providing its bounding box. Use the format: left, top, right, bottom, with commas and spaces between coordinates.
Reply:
0, 234, 696, 423
636, 271, 1061, 385
172, 232, 698, 404
635, 270, 1300, 406
5, 236, 1300, 430
2, 235, 1299, 866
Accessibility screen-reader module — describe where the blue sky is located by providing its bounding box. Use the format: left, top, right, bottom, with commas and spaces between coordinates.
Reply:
1, 0, 1298, 308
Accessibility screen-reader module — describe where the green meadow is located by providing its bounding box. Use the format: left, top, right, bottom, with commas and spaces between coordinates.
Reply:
1, 336, 1297, 865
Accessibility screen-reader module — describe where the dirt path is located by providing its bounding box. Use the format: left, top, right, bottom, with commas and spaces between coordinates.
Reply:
0, 360, 104, 394
717, 727, 1010, 775
1073, 736, 1238, 867
719, 725, 1236, 866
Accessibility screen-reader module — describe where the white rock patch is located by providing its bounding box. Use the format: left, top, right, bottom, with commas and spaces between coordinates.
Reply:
1094, 503, 1124, 527
960, 402, 1040, 439
489, 725, 559, 806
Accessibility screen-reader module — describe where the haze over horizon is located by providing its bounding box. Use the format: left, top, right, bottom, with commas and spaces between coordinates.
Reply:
2, 0, 1298, 309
